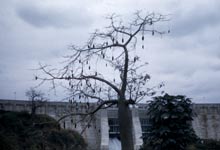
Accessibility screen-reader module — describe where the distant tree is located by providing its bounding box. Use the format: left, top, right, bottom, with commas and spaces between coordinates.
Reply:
141, 93, 198, 150
37, 11, 169, 150
25, 88, 47, 115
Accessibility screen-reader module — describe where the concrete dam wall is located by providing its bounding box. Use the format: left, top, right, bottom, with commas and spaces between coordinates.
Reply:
0, 99, 220, 150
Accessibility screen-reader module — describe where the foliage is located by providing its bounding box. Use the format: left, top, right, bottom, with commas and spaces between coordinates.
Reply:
47, 130, 86, 150
186, 139, 220, 150
0, 110, 87, 150
141, 93, 198, 150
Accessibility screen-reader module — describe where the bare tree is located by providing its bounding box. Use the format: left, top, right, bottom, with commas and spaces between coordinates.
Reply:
37, 11, 169, 150
25, 88, 47, 116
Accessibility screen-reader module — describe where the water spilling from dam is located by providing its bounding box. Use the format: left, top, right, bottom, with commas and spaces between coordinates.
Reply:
109, 138, 121, 150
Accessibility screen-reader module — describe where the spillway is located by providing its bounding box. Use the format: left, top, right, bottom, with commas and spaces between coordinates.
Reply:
109, 138, 121, 150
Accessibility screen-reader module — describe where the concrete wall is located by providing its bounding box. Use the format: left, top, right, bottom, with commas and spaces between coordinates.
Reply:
100, 109, 109, 150
192, 104, 220, 140
131, 108, 144, 150
1, 99, 220, 150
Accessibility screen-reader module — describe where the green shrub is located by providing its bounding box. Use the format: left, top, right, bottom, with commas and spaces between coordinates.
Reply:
47, 129, 87, 150
186, 139, 220, 150
0, 133, 19, 150
0, 110, 87, 150
141, 94, 199, 150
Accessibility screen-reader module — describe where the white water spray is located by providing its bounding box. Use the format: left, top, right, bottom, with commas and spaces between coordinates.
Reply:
109, 138, 121, 150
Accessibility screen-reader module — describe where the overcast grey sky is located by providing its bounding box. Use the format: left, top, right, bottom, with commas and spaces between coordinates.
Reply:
0, 0, 220, 103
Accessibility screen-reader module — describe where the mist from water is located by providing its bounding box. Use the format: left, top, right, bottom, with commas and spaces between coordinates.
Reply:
109, 138, 121, 150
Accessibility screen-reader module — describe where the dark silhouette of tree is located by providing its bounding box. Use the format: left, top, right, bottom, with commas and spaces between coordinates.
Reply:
37, 11, 169, 150
141, 94, 198, 150
25, 88, 47, 116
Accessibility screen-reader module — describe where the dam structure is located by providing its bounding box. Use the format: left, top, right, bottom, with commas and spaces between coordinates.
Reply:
0, 99, 220, 150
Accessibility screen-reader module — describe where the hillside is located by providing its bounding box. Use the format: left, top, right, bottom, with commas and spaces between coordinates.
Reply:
0, 110, 87, 150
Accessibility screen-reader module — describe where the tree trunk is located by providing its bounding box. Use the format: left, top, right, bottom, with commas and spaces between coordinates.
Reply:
31, 101, 36, 116
118, 100, 134, 150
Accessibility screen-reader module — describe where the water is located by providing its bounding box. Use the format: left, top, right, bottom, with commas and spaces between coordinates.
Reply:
109, 138, 121, 150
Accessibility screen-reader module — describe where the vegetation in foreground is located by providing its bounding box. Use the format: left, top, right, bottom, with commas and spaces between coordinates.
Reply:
140, 94, 198, 150
0, 110, 87, 150
141, 139, 220, 150
140, 93, 220, 150
187, 139, 220, 150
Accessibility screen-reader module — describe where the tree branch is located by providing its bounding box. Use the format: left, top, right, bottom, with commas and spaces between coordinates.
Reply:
57, 100, 118, 122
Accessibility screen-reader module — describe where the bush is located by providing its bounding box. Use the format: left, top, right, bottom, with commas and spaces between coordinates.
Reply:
186, 139, 220, 150
47, 130, 87, 150
0, 110, 87, 150
141, 94, 198, 150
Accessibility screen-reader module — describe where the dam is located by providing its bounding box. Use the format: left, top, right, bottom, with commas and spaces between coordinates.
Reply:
0, 99, 220, 150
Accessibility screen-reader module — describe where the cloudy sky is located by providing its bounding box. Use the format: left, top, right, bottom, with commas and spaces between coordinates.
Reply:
0, 0, 220, 103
